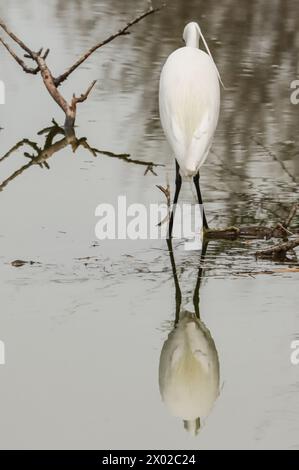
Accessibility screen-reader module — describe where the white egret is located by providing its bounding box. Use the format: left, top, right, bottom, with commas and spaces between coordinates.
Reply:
159, 22, 222, 236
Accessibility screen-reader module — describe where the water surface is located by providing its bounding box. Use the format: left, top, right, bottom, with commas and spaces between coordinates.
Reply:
0, 0, 299, 449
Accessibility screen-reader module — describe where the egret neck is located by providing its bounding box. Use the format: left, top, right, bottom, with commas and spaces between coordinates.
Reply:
183, 22, 200, 48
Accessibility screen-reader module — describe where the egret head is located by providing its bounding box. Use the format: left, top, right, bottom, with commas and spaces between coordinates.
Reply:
183, 22, 201, 48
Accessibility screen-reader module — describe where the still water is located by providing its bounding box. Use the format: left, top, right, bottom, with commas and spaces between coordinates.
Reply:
0, 0, 299, 449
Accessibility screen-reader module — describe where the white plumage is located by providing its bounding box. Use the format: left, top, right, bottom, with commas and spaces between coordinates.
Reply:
159, 22, 220, 178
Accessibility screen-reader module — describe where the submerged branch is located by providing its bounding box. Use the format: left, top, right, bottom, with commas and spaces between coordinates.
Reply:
204, 203, 299, 261
205, 203, 298, 241
255, 238, 299, 260
205, 224, 298, 240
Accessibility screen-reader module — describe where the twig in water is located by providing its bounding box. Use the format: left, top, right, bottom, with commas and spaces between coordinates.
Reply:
255, 238, 299, 261
156, 181, 171, 226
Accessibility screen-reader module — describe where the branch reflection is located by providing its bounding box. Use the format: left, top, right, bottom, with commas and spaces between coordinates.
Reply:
0, 120, 163, 192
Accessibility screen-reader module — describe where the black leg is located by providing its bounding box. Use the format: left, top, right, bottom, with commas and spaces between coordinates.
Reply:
168, 160, 182, 239
193, 239, 208, 318
193, 172, 208, 230
166, 238, 182, 325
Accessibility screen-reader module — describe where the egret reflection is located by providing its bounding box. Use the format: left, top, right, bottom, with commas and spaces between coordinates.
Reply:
159, 239, 220, 435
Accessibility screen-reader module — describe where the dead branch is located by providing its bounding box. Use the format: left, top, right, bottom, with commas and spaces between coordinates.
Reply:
11, 260, 40, 267
253, 203, 299, 260
0, 37, 39, 73
67, 80, 97, 127
205, 224, 298, 240
156, 184, 171, 208
72, 80, 97, 105
255, 238, 299, 260
53, 6, 162, 87
0, 5, 161, 127
0, 18, 35, 57
156, 182, 171, 226
35, 55, 69, 113
205, 203, 298, 241
235, 267, 299, 276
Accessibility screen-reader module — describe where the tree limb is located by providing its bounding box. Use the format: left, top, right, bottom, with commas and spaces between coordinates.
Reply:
0, 18, 35, 57
35, 55, 69, 114
0, 37, 39, 73
54, 6, 162, 87
70, 80, 97, 110
256, 238, 299, 260
0, 6, 163, 127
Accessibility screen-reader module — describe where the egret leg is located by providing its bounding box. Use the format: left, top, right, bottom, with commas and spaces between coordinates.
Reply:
168, 160, 182, 239
193, 172, 209, 230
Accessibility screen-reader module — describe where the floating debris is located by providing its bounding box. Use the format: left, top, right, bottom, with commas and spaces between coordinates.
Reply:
11, 259, 39, 267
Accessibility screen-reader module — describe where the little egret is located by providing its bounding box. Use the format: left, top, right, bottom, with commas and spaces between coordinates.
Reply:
159, 22, 222, 236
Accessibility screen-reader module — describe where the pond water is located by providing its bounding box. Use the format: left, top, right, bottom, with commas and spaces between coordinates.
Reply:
0, 0, 299, 450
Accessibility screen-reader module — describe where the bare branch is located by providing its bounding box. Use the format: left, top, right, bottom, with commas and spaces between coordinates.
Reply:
24, 47, 43, 59
0, 37, 39, 73
0, 18, 35, 57
71, 80, 97, 106
43, 48, 50, 60
156, 184, 171, 207
0, 6, 163, 128
156, 183, 171, 226
54, 6, 162, 87
35, 56, 68, 114
256, 238, 299, 260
